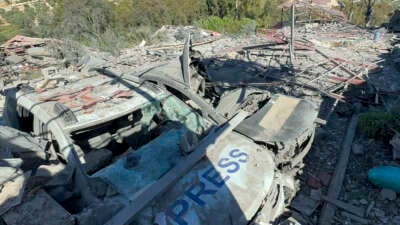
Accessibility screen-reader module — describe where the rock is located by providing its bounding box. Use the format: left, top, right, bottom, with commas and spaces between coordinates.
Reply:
310, 189, 322, 201
26, 47, 51, 57
307, 175, 322, 189
392, 216, 400, 225
317, 171, 332, 186
352, 142, 364, 155
380, 188, 397, 201
359, 199, 368, 205
366, 201, 375, 217
2, 189, 74, 225
291, 194, 320, 216
390, 132, 400, 160
5, 55, 24, 64
374, 208, 386, 217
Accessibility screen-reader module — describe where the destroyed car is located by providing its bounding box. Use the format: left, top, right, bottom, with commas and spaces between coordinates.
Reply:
0, 40, 318, 225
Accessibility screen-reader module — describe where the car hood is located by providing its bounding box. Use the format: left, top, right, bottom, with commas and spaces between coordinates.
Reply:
236, 94, 319, 147
96, 130, 275, 225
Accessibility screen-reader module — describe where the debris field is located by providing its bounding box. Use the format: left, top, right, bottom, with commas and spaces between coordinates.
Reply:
0, 18, 400, 225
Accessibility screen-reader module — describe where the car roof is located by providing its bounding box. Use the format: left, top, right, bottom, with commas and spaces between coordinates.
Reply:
15, 72, 167, 133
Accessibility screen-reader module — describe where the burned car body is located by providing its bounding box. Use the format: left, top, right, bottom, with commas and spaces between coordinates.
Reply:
0, 39, 318, 225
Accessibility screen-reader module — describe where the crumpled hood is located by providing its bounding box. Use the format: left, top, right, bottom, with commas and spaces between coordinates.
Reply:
236, 94, 319, 147
97, 129, 275, 225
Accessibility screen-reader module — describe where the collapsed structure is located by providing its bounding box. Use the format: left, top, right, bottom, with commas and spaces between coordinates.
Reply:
0, 12, 399, 225
0, 34, 319, 225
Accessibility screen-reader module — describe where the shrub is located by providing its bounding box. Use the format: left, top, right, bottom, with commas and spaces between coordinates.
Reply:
197, 16, 256, 35
0, 25, 20, 44
359, 107, 400, 138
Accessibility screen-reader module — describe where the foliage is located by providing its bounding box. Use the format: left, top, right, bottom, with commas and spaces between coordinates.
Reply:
0, 0, 395, 53
359, 107, 400, 138
197, 16, 256, 34
340, 0, 395, 26
0, 24, 20, 43
2, 7, 36, 36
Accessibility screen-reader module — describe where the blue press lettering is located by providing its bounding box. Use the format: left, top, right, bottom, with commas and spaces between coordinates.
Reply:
217, 157, 240, 173
185, 181, 217, 206
166, 199, 190, 225
202, 167, 229, 188
229, 149, 249, 163
165, 148, 249, 224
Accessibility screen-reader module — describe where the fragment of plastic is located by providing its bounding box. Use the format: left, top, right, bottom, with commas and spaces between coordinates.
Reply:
373, 31, 381, 42
368, 166, 400, 193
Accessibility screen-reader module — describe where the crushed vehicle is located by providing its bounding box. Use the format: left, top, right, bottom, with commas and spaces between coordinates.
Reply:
0, 36, 319, 225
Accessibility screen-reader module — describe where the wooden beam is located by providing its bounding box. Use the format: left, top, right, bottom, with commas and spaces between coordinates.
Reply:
318, 104, 361, 225
104, 111, 249, 225
321, 195, 365, 217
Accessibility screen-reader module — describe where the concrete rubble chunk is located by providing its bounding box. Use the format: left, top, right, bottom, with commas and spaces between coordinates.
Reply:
2, 189, 74, 225
380, 188, 397, 201
390, 132, 400, 160
26, 47, 52, 57
359, 198, 368, 205
352, 142, 364, 155
5, 55, 24, 65
307, 174, 322, 189
291, 194, 320, 216
317, 171, 332, 186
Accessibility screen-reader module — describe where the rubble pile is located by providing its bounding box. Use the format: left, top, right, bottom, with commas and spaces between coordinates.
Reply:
0, 19, 399, 225
0, 36, 52, 85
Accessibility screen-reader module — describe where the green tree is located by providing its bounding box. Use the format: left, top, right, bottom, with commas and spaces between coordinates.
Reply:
51, 0, 114, 42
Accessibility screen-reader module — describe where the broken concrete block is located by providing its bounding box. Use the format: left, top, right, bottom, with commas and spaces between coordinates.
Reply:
2, 189, 74, 225
0, 171, 30, 215
26, 47, 51, 57
5, 55, 24, 65
291, 194, 320, 216
307, 175, 322, 189
380, 188, 397, 201
352, 142, 364, 155
390, 133, 400, 160
317, 171, 332, 186
83, 149, 113, 174
310, 189, 322, 201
